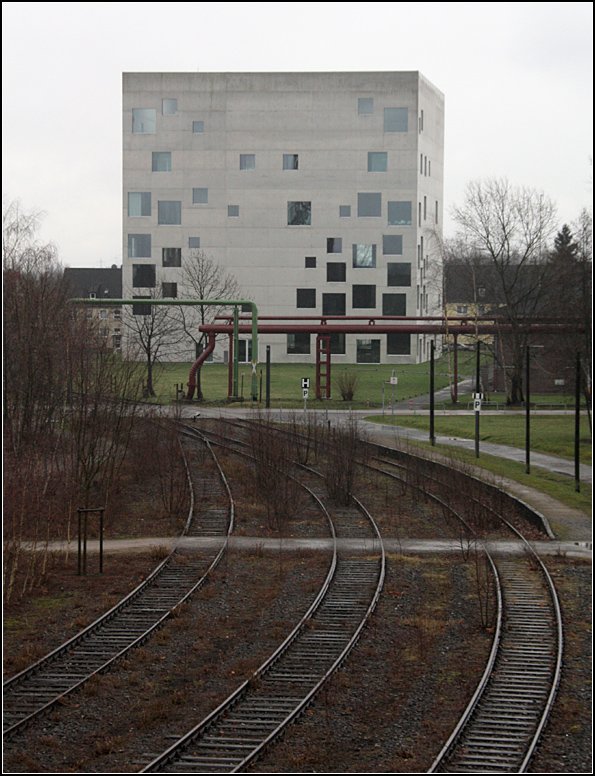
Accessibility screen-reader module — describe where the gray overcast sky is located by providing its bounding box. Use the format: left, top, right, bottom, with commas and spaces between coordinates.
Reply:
2, 1, 593, 267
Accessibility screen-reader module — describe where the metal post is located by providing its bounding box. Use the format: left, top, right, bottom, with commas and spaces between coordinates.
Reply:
453, 335, 459, 403
575, 352, 581, 492
525, 345, 531, 474
265, 345, 271, 409
99, 508, 104, 574
475, 340, 481, 458
77, 509, 82, 576
429, 340, 435, 445
232, 307, 239, 399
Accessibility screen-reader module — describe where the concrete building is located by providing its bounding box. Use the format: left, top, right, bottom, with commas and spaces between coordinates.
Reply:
122, 71, 444, 364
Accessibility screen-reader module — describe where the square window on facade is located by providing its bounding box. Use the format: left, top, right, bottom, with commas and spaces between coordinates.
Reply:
305, 256, 316, 268
152, 152, 171, 172
388, 201, 412, 226
287, 333, 311, 354
327, 237, 342, 253
189, 237, 200, 249
132, 295, 151, 316
322, 293, 346, 316
387, 333, 411, 355
132, 108, 156, 134
288, 201, 311, 226
329, 333, 346, 354
384, 107, 409, 132
283, 153, 299, 170
327, 262, 346, 282
357, 192, 382, 217
382, 293, 407, 316
383, 235, 403, 255
358, 97, 374, 114
162, 98, 177, 115
339, 205, 351, 218
128, 234, 151, 258
357, 339, 380, 363
228, 205, 240, 217
353, 285, 376, 308
352, 244, 377, 268
368, 152, 388, 172
128, 192, 151, 217
132, 264, 156, 288
192, 188, 208, 204
296, 288, 316, 308
162, 282, 178, 298
192, 120, 204, 133
162, 248, 181, 267
158, 201, 181, 225
240, 154, 256, 170
387, 262, 411, 287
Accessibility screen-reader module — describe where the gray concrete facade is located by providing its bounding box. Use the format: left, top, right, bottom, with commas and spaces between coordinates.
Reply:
122, 71, 444, 364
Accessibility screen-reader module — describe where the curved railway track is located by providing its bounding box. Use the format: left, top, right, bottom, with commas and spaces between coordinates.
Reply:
3, 433, 233, 739
141, 422, 385, 773
368, 448, 563, 774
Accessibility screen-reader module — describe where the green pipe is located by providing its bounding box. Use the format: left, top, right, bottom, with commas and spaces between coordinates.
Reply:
70, 298, 259, 400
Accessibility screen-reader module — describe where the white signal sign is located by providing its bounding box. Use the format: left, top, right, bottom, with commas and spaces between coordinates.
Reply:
302, 378, 310, 389
303, 388, 309, 399
473, 398, 482, 412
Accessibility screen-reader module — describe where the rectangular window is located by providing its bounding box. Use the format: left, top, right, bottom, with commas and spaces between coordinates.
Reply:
132, 295, 151, 316
357, 339, 380, 363
383, 293, 407, 316
358, 97, 374, 114
192, 188, 208, 204
419, 109, 424, 132
388, 201, 412, 226
132, 264, 156, 288
228, 205, 239, 217
128, 192, 151, 217
305, 256, 316, 268
387, 333, 411, 355
383, 235, 403, 255
327, 237, 342, 253
353, 285, 376, 308
296, 288, 316, 308
132, 108, 156, 134
162, 282, 178, 298
322, 293, 346, 316
288, 201, 311, 226
240, 154, 256, 170
368, 152, 388, 172
387, 262, 411, 287
420, 154, 424, 174
283, 153, 299, 170
162, 248, 181, 267
128, 234, 151, 258
352, 244, 377, 268
152, 152, 171, 172
435, 200, 439, 224
327, 262, 346, 282
339, 205, 351, 218
192, 120, 204, 134
329, 333, 346, 354
384, 107, 408, 132
158, 201, 181, 225
424, 196, 427, 221
287, 333, 311, 354
162, 98, 177, 115
357, 192, 382, 217
189, 237, 200, 249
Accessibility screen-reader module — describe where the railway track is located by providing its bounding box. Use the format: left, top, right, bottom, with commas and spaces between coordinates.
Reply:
141, 422, 385, 773
368, 447, 563, 773
3, 433, 233, 739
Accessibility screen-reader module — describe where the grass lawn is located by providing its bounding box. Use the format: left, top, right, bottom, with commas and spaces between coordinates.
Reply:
365, 413, 592, 464
150, 356, 467, 408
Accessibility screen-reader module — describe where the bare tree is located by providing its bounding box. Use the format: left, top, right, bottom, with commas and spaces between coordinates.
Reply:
122, 290, 185, 397
453, 178, 558, 403
175, 249, 243, 400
